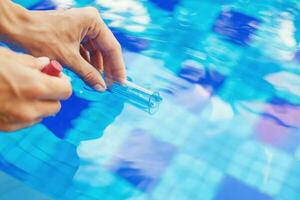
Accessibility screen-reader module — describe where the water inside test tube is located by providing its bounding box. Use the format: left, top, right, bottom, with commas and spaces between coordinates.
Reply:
108, 81, 163, 114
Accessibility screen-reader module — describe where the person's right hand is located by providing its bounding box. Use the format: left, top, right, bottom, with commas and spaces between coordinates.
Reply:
0, 48, 72, 132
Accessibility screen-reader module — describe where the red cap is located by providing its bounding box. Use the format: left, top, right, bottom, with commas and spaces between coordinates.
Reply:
41, 60, 62, 77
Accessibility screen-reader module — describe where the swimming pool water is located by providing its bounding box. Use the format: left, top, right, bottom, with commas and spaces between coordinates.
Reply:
1, 0, 300, 199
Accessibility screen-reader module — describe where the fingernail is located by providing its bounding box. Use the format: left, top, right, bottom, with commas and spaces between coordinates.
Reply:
37, 57, 50, 66
94, 84, 106, 92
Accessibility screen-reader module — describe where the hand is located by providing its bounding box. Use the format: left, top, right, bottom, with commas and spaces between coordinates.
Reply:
0, 48, 72, 132
7, 6, 126, 91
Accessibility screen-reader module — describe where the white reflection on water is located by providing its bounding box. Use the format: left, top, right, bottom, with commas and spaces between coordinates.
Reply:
265, 71, 300, 97
254, 12, 297, 61
96, 0, 150, 32
53, 0, 74, 9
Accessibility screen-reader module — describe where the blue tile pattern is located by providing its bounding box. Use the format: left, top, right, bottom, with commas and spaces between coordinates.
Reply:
214, 176, 273, 200
213, 10, 261, 46
106, 129, 176, 192
42, 94, 90, 139
28, 0, 57, 10
0, 0, 300, 200
150, 0, 180, 11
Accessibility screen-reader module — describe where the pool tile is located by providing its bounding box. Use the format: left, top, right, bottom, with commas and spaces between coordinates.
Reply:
266, 98, 300, 127
162, 62, 227, 113
294, 50, 300, 63
277, 162, 300, 200
183, 133, 241, 171
179, 64, 226, 91
0, 171, 51, 200
255, 98, 300, 153
0, 155, 29, 181
42, 94, 90, 139
152, 154, 223, 200
12, 0, 42, 8
4, 149, 42, 174
28, 0, 57, 10
278, 186, 300, 200
65, 97, 125, 144
4, 1, 300, 199
164, 81, 212, 113
227, 141, 292, 196
213, 10, 261, 46
255, 116, 288, 142
175, 1, 221, 31
106, 129, 177, 192
112, 29, 149, 53
214, 176, 273, 200
150, 0, 180, 11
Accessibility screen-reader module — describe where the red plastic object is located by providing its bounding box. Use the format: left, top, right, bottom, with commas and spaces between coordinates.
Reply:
41, 60, 62, 77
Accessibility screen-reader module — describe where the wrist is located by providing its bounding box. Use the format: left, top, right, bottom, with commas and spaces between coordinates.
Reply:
0, 1, 31, 38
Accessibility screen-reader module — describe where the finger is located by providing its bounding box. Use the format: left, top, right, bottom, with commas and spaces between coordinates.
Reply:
96, 31, 126, 83
0, 112, 16, 124
83, 41, 104, 72
32, 100, 62, 118
8, 100, 59, 123
80, 45, 90, 63
31, 71, 73, 100
103, 58, 113, 86
86, 39, 113, 85
35, 57, 51, 70
67, 52, 106, 92
91, 51, 103, 73
88, 18, 126, 83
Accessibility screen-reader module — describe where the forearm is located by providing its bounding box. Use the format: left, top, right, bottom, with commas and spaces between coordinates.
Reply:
0, 0, 30, 38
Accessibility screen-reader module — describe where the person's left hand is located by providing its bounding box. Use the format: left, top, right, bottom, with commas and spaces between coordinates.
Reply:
7, 7, 126, 91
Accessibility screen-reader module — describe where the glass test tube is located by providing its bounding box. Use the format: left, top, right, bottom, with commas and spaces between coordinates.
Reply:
108, 81, 163, 114
43, 62, 162, 113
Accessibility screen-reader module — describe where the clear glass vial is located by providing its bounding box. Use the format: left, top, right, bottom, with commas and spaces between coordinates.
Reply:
108, 81, 163, 114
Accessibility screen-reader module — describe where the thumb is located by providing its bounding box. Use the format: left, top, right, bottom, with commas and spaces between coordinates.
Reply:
68, 54, 107, 92
35, 57, 51, 70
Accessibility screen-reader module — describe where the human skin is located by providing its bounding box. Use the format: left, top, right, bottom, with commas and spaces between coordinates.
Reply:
0, 0, 126, 91
0, 48, 72, 132
0, 1, 127, 131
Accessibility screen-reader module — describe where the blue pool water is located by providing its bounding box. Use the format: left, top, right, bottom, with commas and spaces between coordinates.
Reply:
1, 0, 300, 199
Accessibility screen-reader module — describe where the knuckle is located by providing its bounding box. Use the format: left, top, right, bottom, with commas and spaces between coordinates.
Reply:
72, 62, 85, 75
83, 70, 96, 83
15, 107, 37, 123
58, 78, 72, 100
104, 42, 122, 55
85, 6, 98, 14
33, 56, 48, 68
114, 42, 122, 51
21, 113, 37, 123
83, 7, 99, 19
61, 49, 75, 64
35, 83, 47, 94
29, 83, 47, 97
